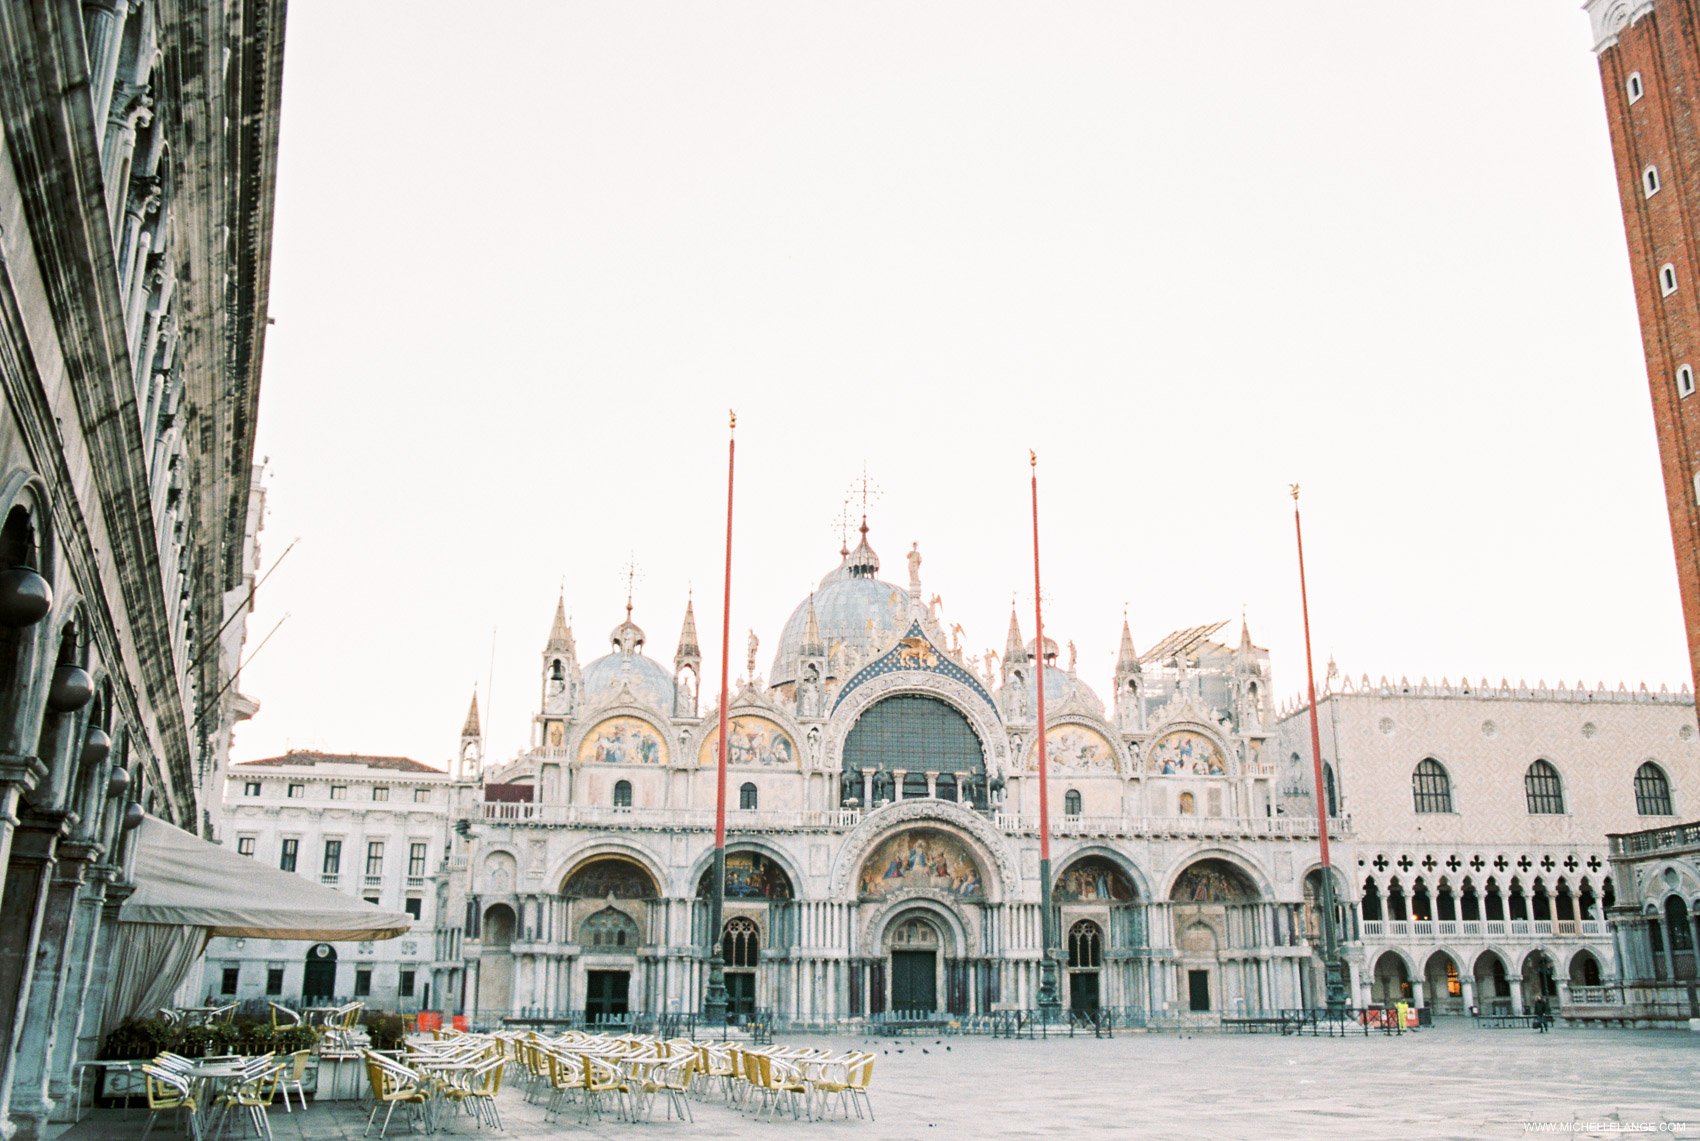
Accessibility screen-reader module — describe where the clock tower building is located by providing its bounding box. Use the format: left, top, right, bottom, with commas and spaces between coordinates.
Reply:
1587, 0, 1700, 698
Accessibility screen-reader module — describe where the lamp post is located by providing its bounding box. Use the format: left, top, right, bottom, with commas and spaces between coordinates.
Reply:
1291, 484, 1349, 1016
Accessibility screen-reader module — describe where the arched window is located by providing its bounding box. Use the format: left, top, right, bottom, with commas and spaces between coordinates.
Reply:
1628, 71, 1644, 102
1661, 263, 1679, 296
1524, 760, 1565, 814
723, 916, 761, 967
1067, 919, 1103, 968
1322, 762, 1338, 818
1412, 759, 1452, 814
739, 782, 758, 811
1063, 789, 1082, 816
613, 779, 632, 809
1646, 165, 1662, 196
1177, 791, 1196, 816
1635, 761, 1673, 816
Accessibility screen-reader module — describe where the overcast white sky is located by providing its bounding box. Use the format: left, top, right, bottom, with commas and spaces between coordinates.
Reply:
235, 2, 1685, 770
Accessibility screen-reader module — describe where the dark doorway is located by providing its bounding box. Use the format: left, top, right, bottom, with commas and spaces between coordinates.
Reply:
303, 944, 337, 1001
1069, 971, 1100, 1017
727, 972, 756, 1020
1187, 969, 1211, 1012
891, 950, 937, 1012
586, 970, 630, 1023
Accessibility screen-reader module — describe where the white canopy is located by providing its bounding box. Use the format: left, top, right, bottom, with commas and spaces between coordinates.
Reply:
120, 815, 414, 940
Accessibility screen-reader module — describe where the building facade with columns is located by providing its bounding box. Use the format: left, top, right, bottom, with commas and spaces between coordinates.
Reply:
431, 523, 1343, 1028
0, 1, 283, 1135
1269, 675, 1699, 1019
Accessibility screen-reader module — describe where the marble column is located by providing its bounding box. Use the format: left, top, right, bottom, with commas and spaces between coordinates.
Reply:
0, 812, 67, 1140
1460, 973, 1476, 1014
10, 838, 96, 1138
1507, 976, 1524, 1015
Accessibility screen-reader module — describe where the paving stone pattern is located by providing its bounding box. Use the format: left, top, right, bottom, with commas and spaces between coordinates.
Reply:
49, 1023, 1700, 1140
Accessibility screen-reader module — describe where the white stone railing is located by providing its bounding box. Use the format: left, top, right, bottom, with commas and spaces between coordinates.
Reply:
1360, 918, 1605, 940
476, 803, 861, 830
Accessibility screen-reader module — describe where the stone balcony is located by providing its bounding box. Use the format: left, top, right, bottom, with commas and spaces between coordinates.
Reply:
1360, 918, 1607, 942
1608, 820, 1700, 857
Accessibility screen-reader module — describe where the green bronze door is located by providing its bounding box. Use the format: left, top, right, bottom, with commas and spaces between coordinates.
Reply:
891, 951, 937, 1013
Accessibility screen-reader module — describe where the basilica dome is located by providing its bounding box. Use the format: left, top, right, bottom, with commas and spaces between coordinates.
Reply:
581, 608, 675, 711
769, 526, 910, 686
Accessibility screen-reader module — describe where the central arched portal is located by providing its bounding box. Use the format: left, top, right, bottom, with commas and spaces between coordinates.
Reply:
886, 914, 943, 1013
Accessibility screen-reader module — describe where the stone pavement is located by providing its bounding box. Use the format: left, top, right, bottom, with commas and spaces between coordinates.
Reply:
48, 1021, 1700, 1140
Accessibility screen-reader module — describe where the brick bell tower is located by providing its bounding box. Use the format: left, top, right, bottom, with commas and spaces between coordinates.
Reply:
1587, 0, 1700, 699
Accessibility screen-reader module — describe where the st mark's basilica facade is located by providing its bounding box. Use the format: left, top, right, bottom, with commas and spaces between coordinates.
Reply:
433, 522, 1349, 1026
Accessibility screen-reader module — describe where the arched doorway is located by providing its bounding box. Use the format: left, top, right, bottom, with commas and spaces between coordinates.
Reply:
1423, 951, 1462, 1015
477, 903, 516, 1016
1522, 949, 1558, 1013
1371, 951, 1411, 1005
1474, 950, 1511, 1015
886, 914, 942, 1014
1067, 919, 1104, 1016
303, 943, 337, 1002
696, 849, 794, 1020
580, 908, 639, 1021
1569, 948, 1603, 989
722, 917, 761, 1021
562, 855, 658, 1022
1168, 858, 1260, 1016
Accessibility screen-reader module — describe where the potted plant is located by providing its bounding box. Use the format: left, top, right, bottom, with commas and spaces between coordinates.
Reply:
362, 1012, 406, 1052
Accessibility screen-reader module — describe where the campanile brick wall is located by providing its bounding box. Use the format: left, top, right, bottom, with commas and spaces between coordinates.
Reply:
1592, 1, 1700, 700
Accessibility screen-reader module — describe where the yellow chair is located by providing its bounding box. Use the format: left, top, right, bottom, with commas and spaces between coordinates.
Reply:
139, 1063, 200, 1141
362, 1053, 429, 1138
543, 1050, 588, 1122
276, 1050, 311, 1112
582, 1054, 631, 1124
441, 1054, 505, 1130
213, 1062, 283, 1140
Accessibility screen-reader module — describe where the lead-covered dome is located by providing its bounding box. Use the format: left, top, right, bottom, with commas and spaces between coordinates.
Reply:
581, 606, 675, 711
770, 525, 910, 686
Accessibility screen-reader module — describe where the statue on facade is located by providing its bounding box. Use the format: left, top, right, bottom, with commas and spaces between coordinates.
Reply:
746, 630, 759, 679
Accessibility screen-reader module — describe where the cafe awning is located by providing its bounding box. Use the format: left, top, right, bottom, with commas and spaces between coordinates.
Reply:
120, 814, 413, 940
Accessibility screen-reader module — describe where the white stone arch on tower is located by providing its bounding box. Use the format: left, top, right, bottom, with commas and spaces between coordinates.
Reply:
824, 672, 1009, 779
828, 800, 1016, 904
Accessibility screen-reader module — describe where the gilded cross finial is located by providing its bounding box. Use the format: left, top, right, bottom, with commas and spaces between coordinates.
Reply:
1289, 483, 1301, 502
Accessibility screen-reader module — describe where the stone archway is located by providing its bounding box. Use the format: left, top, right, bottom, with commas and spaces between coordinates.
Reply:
1168, 857, 1262, 1017
476, 903, 516, 1017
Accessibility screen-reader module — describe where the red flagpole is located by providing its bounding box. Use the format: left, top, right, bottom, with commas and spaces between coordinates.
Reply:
1292, 483, 1347, 1013
1292, 485, 1331, 871
1030, 451, 1051, 865
716, 413, 735, 848
704, 411, 736, 1022
1030, 450, 1060, 1014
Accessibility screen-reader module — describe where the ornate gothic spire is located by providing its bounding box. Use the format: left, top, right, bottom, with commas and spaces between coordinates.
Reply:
1004, 606, 1027, 663
461, 691, 481, 737
675, 595, 701, 667
546, 593, 575, 656
1117, 614, 1139, 670
802, 593, 824, 656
